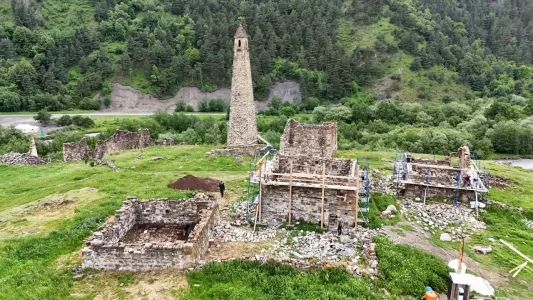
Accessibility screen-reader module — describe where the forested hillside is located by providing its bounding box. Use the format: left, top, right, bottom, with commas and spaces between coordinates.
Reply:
0, 0, 532, 112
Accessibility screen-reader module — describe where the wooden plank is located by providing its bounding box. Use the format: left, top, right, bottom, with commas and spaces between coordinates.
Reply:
255, 152, 270, 167
288, 160, 293, 226
263, 181, 359, 191
270, 172, 354, 180
321, 163, 326, 228
500, 239, 533, 264
409, 163, 458, 170
272, 177, 354, 186
400, 181, 489, 192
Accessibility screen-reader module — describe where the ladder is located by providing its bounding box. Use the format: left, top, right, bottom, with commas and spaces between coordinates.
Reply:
454, 170, 461, 206
357, 157, 370, 224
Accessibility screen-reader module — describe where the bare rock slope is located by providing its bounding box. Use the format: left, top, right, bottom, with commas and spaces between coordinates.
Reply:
105, 81, 301, 113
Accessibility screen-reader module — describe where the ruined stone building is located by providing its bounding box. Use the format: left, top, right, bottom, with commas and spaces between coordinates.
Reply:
395, 146, 489, 202
82, 194, 218, 271
63, 129, 152, 162
227, 24, 258, 152
279, 119, 337, 157
254, 120, 366, 228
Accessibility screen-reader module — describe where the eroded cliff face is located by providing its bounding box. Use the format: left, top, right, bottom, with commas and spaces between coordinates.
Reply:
104, 80, 301, 113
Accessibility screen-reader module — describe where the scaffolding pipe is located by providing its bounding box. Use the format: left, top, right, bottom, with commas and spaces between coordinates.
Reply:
320, 163, 326, 228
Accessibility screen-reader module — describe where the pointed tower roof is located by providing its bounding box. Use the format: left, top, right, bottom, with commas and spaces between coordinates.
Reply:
234, 24, 247, 39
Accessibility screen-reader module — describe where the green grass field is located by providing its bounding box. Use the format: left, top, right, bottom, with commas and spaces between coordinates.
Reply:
1, 145, 532, 299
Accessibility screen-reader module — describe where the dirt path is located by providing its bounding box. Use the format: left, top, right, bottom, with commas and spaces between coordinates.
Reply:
383, 221, 509, 288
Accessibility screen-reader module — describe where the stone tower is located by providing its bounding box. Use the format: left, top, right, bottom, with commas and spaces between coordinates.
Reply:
227, 25, 257, 150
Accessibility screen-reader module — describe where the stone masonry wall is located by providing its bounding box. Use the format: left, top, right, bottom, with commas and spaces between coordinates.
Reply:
411, 157, 451, 166
82, 194, 218, 271
279, 119, 337, 158
94, 129, 152, 159
275, 155, 354, 177
227, 25, 258, 148
404, 184, 475, 202
136, 200, 201, 226
63, 129, 152, 162
261, 185, 356, 228
62, 137, 90, 162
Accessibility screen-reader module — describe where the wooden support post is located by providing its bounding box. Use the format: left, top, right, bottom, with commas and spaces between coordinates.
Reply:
457, 235, 465, 273
355, 164, 360, 230
288, 160, 293, 226
320, 163, 326, 228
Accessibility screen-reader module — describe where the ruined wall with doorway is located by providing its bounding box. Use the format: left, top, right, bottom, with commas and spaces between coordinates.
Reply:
63, 129, 153, 162
279, 119, 337, 157
94, 129, 152, 159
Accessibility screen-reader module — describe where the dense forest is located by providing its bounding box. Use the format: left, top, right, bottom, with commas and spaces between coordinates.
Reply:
0, 0, 532, 112
1, 0, 533, 156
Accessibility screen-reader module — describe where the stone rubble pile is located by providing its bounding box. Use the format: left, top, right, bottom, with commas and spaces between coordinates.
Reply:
212, 200, 380, 276
213, 221, 277, 243
0, 152, 49, 166
212, 206, 380, 277
401, 200, 486, 238
263, 227, 380, 276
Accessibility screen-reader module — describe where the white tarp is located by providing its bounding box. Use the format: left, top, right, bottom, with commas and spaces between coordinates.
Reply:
448, 260, 495, 296
15, 124, 39, 134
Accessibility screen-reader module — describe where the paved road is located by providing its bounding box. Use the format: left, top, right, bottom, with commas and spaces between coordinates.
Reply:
0, 112, 225, 128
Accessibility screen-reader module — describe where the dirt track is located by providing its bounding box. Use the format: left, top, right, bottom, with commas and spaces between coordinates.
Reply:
383, 222, 508, 288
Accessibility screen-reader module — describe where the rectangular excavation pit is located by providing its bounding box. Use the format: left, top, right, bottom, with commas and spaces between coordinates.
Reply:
82, 193, 218, 272
120, 224, 195, 244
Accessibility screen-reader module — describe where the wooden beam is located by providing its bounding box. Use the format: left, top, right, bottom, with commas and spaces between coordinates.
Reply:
255, 151, 270, 167
270, 172, 355, 180
320, 163, 326, 228
500, 239, 533, 264
288, 160, 293, 226
262, 181, 359, 191
355, 164, 359, 230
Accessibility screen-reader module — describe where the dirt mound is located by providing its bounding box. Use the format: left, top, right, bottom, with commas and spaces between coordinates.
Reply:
168, 175, 220, 192
491, 174, 519, 189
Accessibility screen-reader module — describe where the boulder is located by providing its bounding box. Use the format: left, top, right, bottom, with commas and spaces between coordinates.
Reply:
440, 233, 452, 242
381, 205, 398, 218
473, 245, 492, 254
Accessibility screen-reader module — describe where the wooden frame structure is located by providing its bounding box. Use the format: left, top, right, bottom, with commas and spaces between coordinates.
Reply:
252, 154, 362, 230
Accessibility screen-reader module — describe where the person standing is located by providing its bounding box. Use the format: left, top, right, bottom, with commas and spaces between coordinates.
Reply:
337, 221, 343, 235
219, 181, 225, 198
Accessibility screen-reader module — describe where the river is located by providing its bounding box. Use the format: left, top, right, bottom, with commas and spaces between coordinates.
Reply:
495, 159, 533, 171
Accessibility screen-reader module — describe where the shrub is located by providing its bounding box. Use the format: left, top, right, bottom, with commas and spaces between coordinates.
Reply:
34, 108, 52, 126
56, 115, 72, 127
279, 106, 296, 117
175, 100, 186, 112
71, 116, 95, 128
180, 128, 198, 144
185, 104, 194, 112
367, 193, 400, 229
198, 99, 227, 112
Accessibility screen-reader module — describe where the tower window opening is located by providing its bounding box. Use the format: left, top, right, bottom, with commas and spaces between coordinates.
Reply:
238, 40, 241, 47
